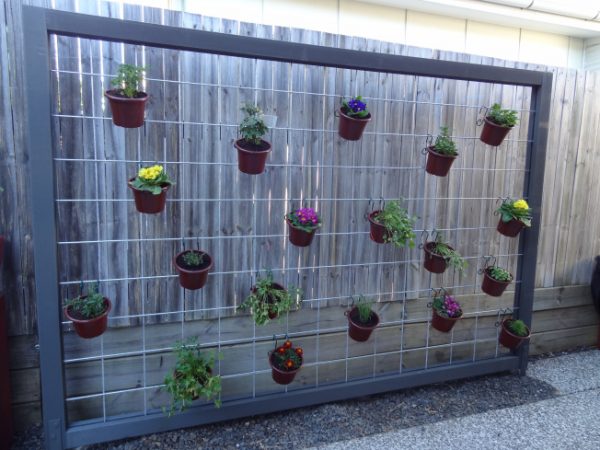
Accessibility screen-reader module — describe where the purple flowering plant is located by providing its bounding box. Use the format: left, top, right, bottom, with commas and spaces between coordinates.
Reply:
432, 295, 462, 319
286, 207, 322, 233
341, 96, 369, 118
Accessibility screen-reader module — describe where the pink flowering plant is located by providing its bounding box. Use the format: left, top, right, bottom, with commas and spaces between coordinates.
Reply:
432, 295, 462, 319
341, 96, 369, 118
286, 207, 322, 233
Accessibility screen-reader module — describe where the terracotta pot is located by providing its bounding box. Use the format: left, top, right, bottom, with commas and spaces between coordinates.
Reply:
481, 268, 512, 297
425, 146, 457, 177
64, 297, 112, 339
173, 250, 213, 290
347, 306, 380, 342
431, 308, 462, 333
499, 318, 531, 350
479, 117, 513, 146
423, 242, 448, 274
105, 90, 148, 128
128, 178, 169, 214
269, 351, 302, 385
251, 282, 285, 320
368, 211, 387, 244
338, 108, 371, 141
234, 139, 272, 174
497, 218, 525, 237
286, 218, 318, 247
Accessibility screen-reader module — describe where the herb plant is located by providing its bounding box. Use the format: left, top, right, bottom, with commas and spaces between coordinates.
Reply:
430, 234, 467, 273
110, 64, 145, 98
239, 103, 268, 145
487, 103, 518, 128
286, 207, 321, 232
432, 295, 462, 318
487, 266, 512, 282
374, 200, 417, 249
433, 126, 458, 156
507, 319, 529, 337
163, 339, 221, 416
341, 96, 369, 118
182, 251, 205, 267
64, 283, 107, 320
240, 272, 301, 326
271, 339, 303, 371
130, 165, 173, 195
354, 296, 374, 324
497, 198, 532, 227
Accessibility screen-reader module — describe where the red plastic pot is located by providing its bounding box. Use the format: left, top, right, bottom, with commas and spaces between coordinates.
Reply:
105, 90, 148, 128
173, 250, 213, 290
128, 178, 169, 214
269, 351, 302, 385
64, 297, 112, 339
481, 268, 512, 297
499, 318, 531, 350
338, 108, 371, 141
497, 218, 525, 237
286, 218, 318, 247
251, 282, 285, 320
368, 211, 387, 244
479, 117, 513, 146
431, 308, 462, 333
346, 306, 380, 342
234, 139, 272, 174
425, 146, 457, 177
423, 242, 448, 274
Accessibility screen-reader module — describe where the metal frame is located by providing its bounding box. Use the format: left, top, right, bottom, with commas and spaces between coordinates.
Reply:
21, 6, 552, 450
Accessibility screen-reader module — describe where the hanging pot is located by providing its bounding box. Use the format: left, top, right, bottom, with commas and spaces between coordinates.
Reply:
104, 90, 148, 128
497, 218, 525, 237
368, 211, 387, 244
337, 108, 371, 141
431, 308, 462, 333
346, 306, 380, 342
64, 297, 112, 339
498, 318, 531, 350
481, 268, 512, 297
423, 242, 448, 274
173, 250, 213, 290
269, 351, 302, 385
128, 178, 170, 214
479, 117, 512, 146
250, 282, 285, 320
425, 146, 457, 177
234, 138, 272, 174
286, 218, 318, 247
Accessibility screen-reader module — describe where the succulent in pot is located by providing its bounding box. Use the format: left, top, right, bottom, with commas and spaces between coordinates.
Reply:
431, 294, 462, 333
269, 339, 303, 385
496, 198, 532, 237
346, 296, 380, 342
234, 103, 272, 174
63, 283, 112, 339
128, 164, 173, 214
498, 318, 531, 350
239, 272, 301, 326
105, 64, 148, 128
163, 338, 221, 416
173, 249, 213, 290
481, 265, 513, 297
285, 207, 322, 247
368, 199, 417, 248
479, 103, 518, 146
425, 126, 458, 177
423, 234, 467, 274
338, 96, 371, 141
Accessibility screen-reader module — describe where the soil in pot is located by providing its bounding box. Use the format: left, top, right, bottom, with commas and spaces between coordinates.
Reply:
431, 308, 461, 333
174, 251, 213, 290
105, 90, 148, 128
128, 178, 170, 214
338, 108, 371, 141
481, 268, 512, 297
425, 146, 457, 177
64, 297, 112, 339
497, 218, 525, 237
269, 352, 302, 385
234, 139, 272, 174
368, 211, 387, 244
423, 242, 448, 274
479, 117, 512, 146
499, 318, 531, 350
286, 219, 318, 247
347, 306, 380, 342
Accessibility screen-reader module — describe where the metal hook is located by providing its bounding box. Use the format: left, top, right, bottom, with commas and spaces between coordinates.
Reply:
476, 106, 489, 126
478, 255, 496, 274
494, 307, 513, 327
419, 230, 429, 249
421, 134, 434, 155
379, 196, 385, 211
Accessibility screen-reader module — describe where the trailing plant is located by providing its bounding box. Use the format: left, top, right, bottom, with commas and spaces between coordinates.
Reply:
430, 234, 467, 273
271, 339, 303, 371
240, 272, 301, 326
130, 164, 173, 194
64, 283, 107, 320
487, 266, 512, 282
374, 199, 417, 248
487, 103, 518, 128
239, 103, 268, 145
497, 198, 532, 227
506, 319, 529, 337
110, 64, 145, 98
286, 207, 322, 232
354, 295, 374, 324
341, 96, 369, 118
432, 295, 462, 318
433, 126, 458, 156
182, 251, 205, 267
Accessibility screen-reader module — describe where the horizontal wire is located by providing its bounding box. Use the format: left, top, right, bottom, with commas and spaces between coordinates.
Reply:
55, 196, 525, 203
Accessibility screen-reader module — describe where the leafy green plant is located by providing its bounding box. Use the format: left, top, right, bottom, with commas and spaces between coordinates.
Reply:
64, 283, 107, 319
432, 126, 458, 156
354, 296, 374, 324
497, 198, 532, 227
430, 234, 467, 273
487, 266, 512, 282
487, 103, 518, 128
182, 251, 205, 267
163, 339, 221, 416
130, 164, 173, 195
507, 319, 529, 337
110, 64, 145, 98
341, 96, 369, 118
239, 103, 268, 145
374, 200, 417, 248
239, 272, 301, 326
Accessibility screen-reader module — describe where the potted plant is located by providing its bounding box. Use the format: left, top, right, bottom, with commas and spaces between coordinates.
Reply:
368, 199, 417, 247
239, 272, 301, 325
285, 207, 322, 247
63, 283, 112, 339
423, 234, 467, 274
269, 339, 303, 385
338, 96, 371, 141
128, 164, 173, 214
496, 198, 532, 237
431, 294, 463, 333
163, 339, 221, 416
479, 103, 518, 146
173, 249, 213, 290
234, 103, 271, 174
498, 317, 531, 350
104, 64, 148, 128
346, 296, 380, 342
481, 265, 513, 297
425, 126, 458, 177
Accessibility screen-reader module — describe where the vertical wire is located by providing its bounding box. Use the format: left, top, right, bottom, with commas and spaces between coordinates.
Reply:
216, 50, 223, 400
285, 58, 293, 393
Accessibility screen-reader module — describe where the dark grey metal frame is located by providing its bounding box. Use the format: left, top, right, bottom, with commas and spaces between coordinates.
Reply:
22, 6, 552, 450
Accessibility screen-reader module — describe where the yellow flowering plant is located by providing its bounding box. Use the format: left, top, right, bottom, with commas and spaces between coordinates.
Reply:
130, 164, 173, 195
496, 198, 531, 227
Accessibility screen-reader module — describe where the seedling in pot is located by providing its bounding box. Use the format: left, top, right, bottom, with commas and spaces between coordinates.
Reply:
370, 199, 417, 248
487, 103, 518, 128
183, 251, 205, 267
234, 104, 272, 174
64, 283, 107, 320
105, 64, 148, 128
507, 319, 529, 337
110, 64, 146, 98
488, 266, 512, 282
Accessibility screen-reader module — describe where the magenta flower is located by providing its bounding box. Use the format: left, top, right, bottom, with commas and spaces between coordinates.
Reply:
286, 207, 322, 232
